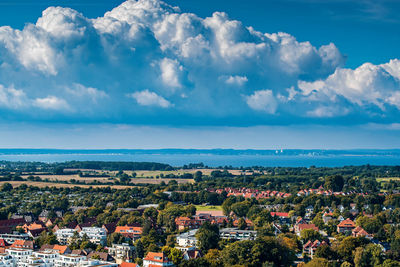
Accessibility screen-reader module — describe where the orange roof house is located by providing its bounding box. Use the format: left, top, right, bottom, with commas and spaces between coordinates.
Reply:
337, 219, 356, 233
143, 252, 174, 267
11, 240, 34, 250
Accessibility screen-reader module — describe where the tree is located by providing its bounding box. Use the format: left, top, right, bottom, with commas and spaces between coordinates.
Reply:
237, 218, 247, 230
315, 244, 337, 260
324, 175, 344, 192
231, 202, 250, 218
194, 171, 203, 182
0, 183, 12, 192
196, 222, 220, 252
304, 257, 332, 267
135, 240, 144, 259
300, 229, 322, 243
162, 246, 183, 265
205, 249, 222, 267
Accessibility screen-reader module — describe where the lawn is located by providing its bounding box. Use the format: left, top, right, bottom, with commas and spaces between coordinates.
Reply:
195, 205, 223, 211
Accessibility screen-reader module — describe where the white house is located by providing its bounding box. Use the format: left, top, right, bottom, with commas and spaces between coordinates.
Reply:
79, 227, 107, 246
176, 229, 198, 247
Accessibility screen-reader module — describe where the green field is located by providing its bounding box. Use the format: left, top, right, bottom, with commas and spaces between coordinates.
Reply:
376, 177, 400, 182
195, 205, 223, 211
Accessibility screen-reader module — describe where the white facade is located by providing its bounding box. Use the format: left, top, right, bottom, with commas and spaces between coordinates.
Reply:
176, 229, 198, 247
33, 251, 59, 266
79, 227, 107, 245
77, 260, 118, 267
0, 233, 30, 244
17, 256, 49, 267
6, 248, 33, 265
55, 229, 75, 245
54, 254, 86, 267
0, 253, 16, 267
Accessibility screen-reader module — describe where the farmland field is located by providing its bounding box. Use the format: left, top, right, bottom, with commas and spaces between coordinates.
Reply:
376, 177, 400, 182
0, 181, 135, 189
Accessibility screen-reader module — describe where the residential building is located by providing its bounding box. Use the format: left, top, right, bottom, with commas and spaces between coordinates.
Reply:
33, 250, 60, 266
108, 243, 135, 264
352, 226, 373, 239
220, 228, 257, 240
176, 230, 198, 247
0, 233, 30, 244
294, 224, 319, 235
79, 227, 107, 245
77, 260, 118, 266
114, 226, 143, 241
143, 252, 174, 267
10, 240, 35, 250
54, 254, 86, 267
55, 229, 75, 245
0, 253, 16, 267
6, 248, 33, 264
337, 219, 356, 234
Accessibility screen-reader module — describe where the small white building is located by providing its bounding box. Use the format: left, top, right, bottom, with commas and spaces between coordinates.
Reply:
79, 227, 107, 246
18, 255, 49, 267
33, 251, 59, 266
108, 243, 135, 264
54, 254, 86, 267
55, 229, 75, 245
176, 229, 198, 247
5, 248, 33, 264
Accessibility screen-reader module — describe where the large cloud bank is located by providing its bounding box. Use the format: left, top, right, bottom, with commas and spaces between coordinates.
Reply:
0, 0, 398, 125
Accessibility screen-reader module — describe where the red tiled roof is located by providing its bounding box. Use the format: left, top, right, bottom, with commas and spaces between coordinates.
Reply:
270, 212, 289, 218
337, 219, 355, 228
144, 252, 170, 263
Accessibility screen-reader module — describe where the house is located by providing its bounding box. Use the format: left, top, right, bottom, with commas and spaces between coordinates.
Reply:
108, 243, 135, 264
175, 217, 202, 231
143, 252, 174, 267
10, 239, 35, 250
40, 244, 72, 254
19, 221, 46, 233
176, 229, 198, 247
79, 227, 107, 245
294, 224, 319, 235
55, 228, 76, 244
322, 212, 334, 224
337, 219, 356, 234
183, 248, 202, 260
33, 250, 60, 266
352, 226, 373, 239
270, 212, 291, 224
5, 247, 33, 264
0, 218, 25, 230
232, 219, 253, 228
119, 262, 139, 267
102, 223, 117, 234
115, 226, 143, 241
219, 228, 257, 240
303, 240, 327, 257
0, 233, 30, 244
27, 228, 47, 239
55, 254, 87, 266
87, 251, 114, 262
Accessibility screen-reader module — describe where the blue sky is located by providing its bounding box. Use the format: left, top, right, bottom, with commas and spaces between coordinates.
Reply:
0, 0, 399, 148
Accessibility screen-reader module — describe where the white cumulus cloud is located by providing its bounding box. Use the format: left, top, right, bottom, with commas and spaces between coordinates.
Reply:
130, 89, 172, 108
246, 90, 278, 114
